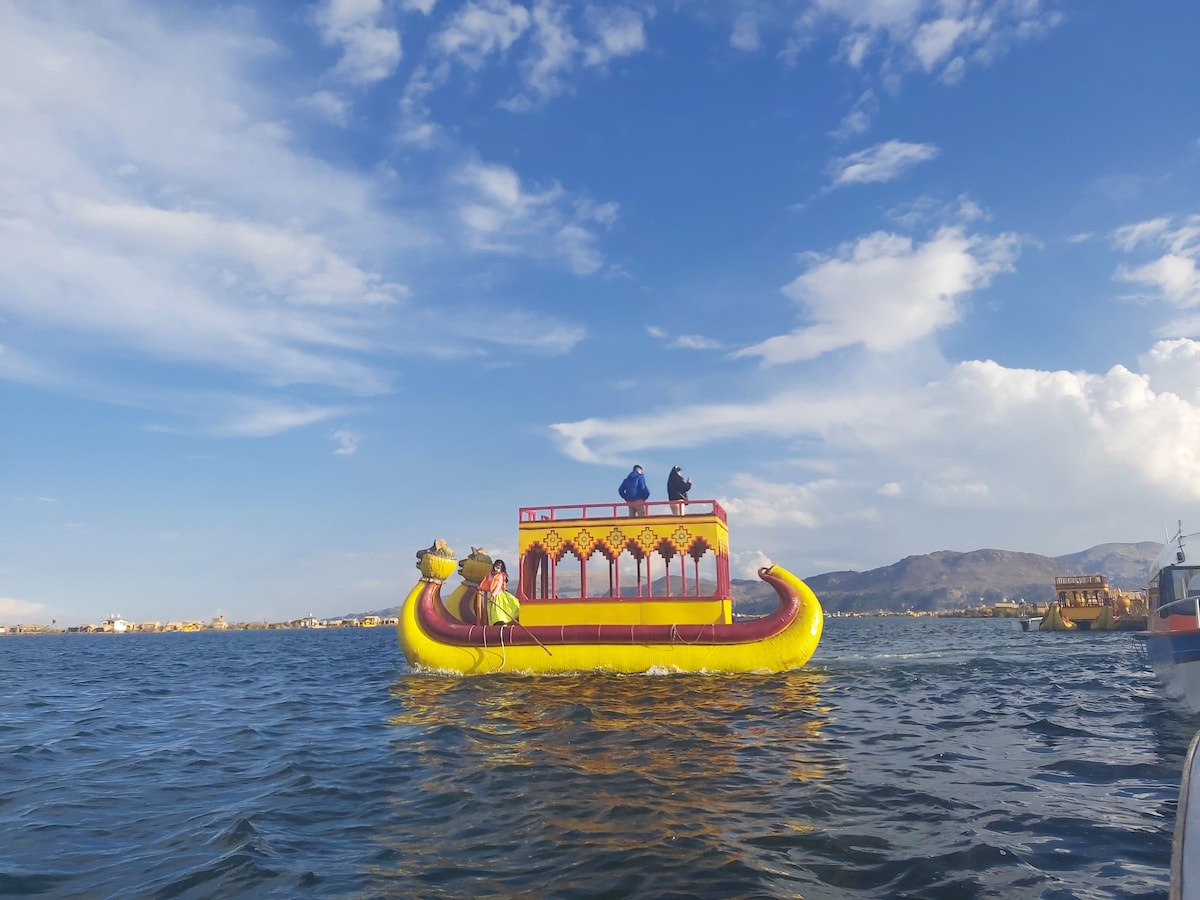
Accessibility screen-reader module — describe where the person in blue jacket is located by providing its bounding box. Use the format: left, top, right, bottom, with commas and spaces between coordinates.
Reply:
618, 465, 650, 516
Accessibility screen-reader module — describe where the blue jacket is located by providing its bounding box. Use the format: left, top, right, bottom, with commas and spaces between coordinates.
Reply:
619, 469, 650, 501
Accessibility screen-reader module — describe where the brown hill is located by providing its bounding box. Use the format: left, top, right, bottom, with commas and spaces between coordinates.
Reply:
733, 541, 1164, 615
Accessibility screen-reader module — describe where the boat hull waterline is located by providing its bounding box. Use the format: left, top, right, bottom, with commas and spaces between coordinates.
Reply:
398, 565, 824, 675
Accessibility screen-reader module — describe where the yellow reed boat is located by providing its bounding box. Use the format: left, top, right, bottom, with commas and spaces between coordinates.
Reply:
1035, 575, 1147, 632
397, 499, 824, 675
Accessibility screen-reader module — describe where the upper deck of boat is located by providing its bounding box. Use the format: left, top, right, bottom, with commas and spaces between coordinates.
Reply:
517, 500, 730, 560
519, 499, 728, 524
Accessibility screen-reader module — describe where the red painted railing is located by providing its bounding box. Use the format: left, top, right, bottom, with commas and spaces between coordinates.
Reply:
519, 499, 727, 523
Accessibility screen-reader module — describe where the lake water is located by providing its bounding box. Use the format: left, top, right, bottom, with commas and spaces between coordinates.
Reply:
2, 617, 1196, 898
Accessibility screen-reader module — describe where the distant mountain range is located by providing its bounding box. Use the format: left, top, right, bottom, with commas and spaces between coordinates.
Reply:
349, 541, 1166, 619
735, 541, 1164, 615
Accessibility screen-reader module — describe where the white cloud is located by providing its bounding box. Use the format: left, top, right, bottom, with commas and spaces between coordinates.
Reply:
314, 0, 403, 84
582, 6, 647, 67
721, 474, 823, 528
410, 2, 648, 113
647, 326, 722, 350
147, 398, 351, 438
505, 0, 580, 108
734, 227, 1018, 364
0, 2, 593, 436
731, 548, 774, 579
829, 139, 940, 187
452, 160, 612, 274
0, 597, 46, 619
1114, 215, 1200, 316
0, 3, 418, 400
796, 0, 1062, 82
831, 90, 877, 139
1114, 217, 1174, 252
434, 0, 531, 69
912, 17, 971, 72
299, 90, 351, 126
671, 335, 723, 350
730, 13, 761, 53
550, 347, 1200, 565
1139, 339, 1200, 403
331, 428, 362, 454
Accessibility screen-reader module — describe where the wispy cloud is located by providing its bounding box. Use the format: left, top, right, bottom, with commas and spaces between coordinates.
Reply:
331, 428, 362, 455
313, 0, 403, 84
1114, 215, 1200, 315
299, 90, 351, 126
147, 398, 351, 438
789, 0, 1063, 83
434, 0, 531, 68
424, 0, 647, 111
648, 326, 722, 350
0, 2, 594, 437
453, 160, 614, 274
831, 90, 877, 140
730, 13, 761, 53
829, 140, 940, 187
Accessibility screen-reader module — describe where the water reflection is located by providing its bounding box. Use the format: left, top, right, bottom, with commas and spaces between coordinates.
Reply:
383, 671, 838, 894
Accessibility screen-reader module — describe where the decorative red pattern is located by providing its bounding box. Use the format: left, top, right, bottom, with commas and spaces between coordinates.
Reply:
415, 568, 799, 647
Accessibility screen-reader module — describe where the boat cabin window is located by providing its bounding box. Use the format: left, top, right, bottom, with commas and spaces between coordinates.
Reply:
1165, 568, 1200, 603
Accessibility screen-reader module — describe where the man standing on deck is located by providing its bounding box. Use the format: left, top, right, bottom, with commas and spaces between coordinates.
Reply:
618, 465, 650, 516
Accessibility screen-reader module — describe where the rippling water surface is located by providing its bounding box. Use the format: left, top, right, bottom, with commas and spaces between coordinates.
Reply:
3, 618, 1198, 898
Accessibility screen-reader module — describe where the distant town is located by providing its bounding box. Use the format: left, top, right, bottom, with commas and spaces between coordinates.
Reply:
0, 600, 1053, 636
0, 613, 399, 635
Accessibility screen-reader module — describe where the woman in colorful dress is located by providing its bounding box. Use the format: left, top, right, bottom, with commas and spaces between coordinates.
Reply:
476, 559, 520, 625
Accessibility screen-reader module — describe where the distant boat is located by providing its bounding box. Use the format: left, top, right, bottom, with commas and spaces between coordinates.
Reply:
1134, 525, 1200, 711
1027, 575, 1147, 632
103, 615, 131, 634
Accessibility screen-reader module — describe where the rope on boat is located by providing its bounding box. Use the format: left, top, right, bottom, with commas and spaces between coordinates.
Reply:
669, 623, 712, 645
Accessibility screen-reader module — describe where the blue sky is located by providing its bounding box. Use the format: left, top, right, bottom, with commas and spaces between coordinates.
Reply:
3, 0, 1199, 627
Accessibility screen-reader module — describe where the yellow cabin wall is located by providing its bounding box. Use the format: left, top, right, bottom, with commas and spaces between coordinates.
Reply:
520, 597, 732, 627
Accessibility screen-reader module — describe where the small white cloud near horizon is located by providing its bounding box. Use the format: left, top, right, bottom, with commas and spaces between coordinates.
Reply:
1, 596, 47, 619
731, 549, 773, 578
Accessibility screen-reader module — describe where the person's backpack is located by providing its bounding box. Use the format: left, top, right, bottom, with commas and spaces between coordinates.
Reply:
618, 473, 637, 500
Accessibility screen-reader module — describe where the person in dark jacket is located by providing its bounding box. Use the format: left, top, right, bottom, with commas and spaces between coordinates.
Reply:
618, 465, 650, 516
667, 466, 692, 515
